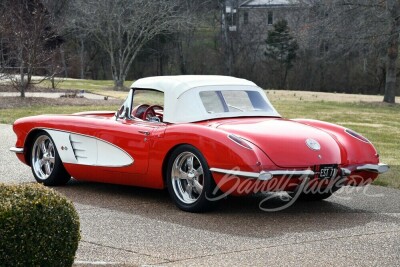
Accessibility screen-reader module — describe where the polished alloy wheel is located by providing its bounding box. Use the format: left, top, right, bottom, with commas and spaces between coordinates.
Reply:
32, 135, 56, 180
171, 151, 204, 204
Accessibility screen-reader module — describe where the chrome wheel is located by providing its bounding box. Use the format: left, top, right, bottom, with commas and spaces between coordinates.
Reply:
171, 151, 204, 204
32, 135, 56, 180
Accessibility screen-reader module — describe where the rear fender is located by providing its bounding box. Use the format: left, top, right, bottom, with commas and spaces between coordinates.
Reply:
162, 124, 275, 171
293, 119, 379, 165
150, 124, 277, 189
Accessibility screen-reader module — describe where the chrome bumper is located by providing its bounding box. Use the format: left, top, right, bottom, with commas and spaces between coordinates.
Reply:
10, 147, 24, 154
210, 168, 315, 181
356, 163, 389, 174
210, 164, 387, 181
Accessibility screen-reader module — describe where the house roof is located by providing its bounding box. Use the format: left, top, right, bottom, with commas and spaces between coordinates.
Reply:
240, 0, 296, 8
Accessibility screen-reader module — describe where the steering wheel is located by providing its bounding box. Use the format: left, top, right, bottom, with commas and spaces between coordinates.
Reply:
142, 105, 163, 121
132, 104, 150, 119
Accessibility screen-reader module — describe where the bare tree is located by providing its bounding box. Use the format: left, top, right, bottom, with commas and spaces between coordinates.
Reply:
218, 0, 241, 76
0, 0, 61, 97
299, 0, 399, 103
174, 0, 213, 75
384, 0, 400, 103
68, 0, 187, 89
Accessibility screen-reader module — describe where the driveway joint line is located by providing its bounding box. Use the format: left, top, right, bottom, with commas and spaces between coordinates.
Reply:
80, 240, 173, 263
166, 229, 400, 264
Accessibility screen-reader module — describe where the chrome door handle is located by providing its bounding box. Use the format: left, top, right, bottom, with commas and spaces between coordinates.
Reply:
138, 130, 150, 136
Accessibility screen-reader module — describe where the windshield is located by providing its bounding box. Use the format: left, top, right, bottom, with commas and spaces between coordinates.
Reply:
200, 90, 274, 114
132, 89, 164, 106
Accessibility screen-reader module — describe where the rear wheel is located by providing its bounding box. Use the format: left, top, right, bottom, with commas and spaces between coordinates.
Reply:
30, 132, 71, 186
166, 145, 219, 212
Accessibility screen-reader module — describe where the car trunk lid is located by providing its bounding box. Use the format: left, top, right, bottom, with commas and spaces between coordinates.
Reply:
216, 118, 341, 168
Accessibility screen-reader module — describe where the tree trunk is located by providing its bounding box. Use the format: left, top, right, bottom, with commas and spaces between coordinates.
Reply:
19, 64, 25, 98
177, 37, 187, 74
383, 0, 400, 103
221, 1, 234, 76
283, 65, 288, 89
79, 38, 85, 79
60, 46, 68, 78
383, 38, 398, 103
114, 78, 124, 90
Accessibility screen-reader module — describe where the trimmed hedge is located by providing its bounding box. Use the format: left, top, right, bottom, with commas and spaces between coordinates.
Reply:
0, 183, 80, 266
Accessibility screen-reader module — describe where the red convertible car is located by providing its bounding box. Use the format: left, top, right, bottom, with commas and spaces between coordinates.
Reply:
10, 76, 388, 212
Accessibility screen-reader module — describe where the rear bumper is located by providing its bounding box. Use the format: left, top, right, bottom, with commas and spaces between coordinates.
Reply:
356, 163, 389, 174
210, 163, 389, 181
210, 168, 315, 181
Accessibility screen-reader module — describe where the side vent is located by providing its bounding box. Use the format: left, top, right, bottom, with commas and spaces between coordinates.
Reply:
69, 134, 97, 165
45, 130, 133, 167
69, 138, 86, 159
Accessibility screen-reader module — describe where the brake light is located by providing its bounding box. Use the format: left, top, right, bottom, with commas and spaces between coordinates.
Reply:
228, 134, 253, 150
345, 129, 370, 143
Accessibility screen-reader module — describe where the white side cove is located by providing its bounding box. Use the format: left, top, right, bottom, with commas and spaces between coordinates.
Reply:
45, 129, 133, 167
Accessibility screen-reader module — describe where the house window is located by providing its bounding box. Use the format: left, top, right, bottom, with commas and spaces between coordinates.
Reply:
319, 41, 329, 56
244, 11, 249, 24
267, 11, 273, 25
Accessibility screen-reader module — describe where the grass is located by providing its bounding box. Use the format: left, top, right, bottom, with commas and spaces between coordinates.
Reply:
40, 78, 133, 99
1, 80, 398, 189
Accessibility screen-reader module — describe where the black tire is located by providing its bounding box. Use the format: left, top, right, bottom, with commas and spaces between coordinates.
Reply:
30, 132, 71, 186
166, 145, 219, 212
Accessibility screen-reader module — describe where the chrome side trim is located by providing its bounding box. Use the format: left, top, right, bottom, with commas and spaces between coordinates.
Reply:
341, 168, 351, 176
210, 168, 315, 180
210, 168, 259, 178
357, 163, 389, 174
269, 170, 315, 176
10, 147, 24, 154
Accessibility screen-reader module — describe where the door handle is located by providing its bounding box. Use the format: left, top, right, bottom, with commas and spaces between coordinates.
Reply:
138, 130, 150, 136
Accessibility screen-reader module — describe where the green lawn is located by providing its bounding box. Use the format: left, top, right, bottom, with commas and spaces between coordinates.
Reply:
2, 80, 398, 189
41, 78, 133, 91
41, 78, 133, 99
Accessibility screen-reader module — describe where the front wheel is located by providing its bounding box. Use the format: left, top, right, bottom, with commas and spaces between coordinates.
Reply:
31, 132, 71, 186
166, 145, 219, 212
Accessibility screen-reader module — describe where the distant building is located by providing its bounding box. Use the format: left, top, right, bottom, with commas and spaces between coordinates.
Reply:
221, 0, 311, 87
223, 0, 308, 60
225, 0, 300, 32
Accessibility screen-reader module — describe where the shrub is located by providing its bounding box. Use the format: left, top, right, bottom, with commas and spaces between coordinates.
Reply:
0, 183, 80, 266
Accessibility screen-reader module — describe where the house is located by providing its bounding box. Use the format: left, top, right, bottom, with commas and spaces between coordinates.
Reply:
222, 0, 310, 88
223, 0, 304, 63
225, 0, 300, 33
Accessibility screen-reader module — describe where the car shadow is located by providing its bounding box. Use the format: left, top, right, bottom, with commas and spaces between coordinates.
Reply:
53, 179, 399, 239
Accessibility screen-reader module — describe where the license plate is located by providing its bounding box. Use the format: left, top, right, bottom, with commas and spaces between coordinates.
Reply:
319, 164, 337, 179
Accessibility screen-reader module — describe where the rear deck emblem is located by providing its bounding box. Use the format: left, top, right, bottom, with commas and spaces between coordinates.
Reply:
306, 138, 321, 151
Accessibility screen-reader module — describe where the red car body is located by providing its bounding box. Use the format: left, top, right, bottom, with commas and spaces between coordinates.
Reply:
10, 76, 388, 212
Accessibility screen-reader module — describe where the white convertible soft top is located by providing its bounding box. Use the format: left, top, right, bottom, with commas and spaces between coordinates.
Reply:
131, 75, 256, 98
130, 75, 280, 123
